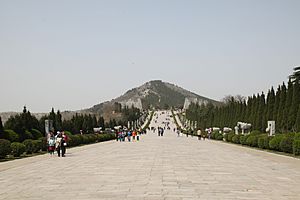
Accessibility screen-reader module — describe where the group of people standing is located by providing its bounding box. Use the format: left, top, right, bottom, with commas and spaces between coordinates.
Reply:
117, 130, 145, 142
47, 131, 69, 157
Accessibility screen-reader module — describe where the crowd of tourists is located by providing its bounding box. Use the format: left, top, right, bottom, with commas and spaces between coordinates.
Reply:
47, 131, 69, 157
116, 129, 146, 142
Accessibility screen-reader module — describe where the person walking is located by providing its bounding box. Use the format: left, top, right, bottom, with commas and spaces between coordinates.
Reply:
55, 132, 62, 157
208, 128, 212, 140
48, 132, 55, 156
132, 130, 136, 141
197, 129, 202, 140
177, 129, 180, 137
136, 130, 140, 141
61, 131, 68, 157
127, 130, 131, 142
116, 131, 119, 141
122, 131, 126, 142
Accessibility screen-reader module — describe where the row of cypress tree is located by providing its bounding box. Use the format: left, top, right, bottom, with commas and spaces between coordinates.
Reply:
186, 69, 300, 133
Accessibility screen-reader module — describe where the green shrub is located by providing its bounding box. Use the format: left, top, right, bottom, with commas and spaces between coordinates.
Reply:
11, 142, 26, 157
211, 131, 220, 140
32, 140, 42, 153
39, 137, 48, 151
98, 133, 115, 142
227, 133, 235, 143
215, 133, 223, 140
84, 135, 91, 144
68, 135, 81, 147
23, 139, 34, 154
232, 135, 241, 144
3, 129, 19, 142
250, 130, 262, 135
264, 136, 271, 149
224, 133, 229, 142
258, 135, 270, 149
239, 135, 248, 145
64, 131, 73, 137
0, 139, 11, 158
293, 140, 300, 156
294, 133, 300, 140
211, 131, 223, 140
279, 134, 294, 153
269, 135, 284, 151
64, 133, 115, 148
246, 135, 258, 147
90, 134, 98, 143
23, 130, 34, 141
84, 134, 96, 144
211, 132, 216, 139
78, 135, 84, 144
31, 129, 43, 140
82, 135, 89, 144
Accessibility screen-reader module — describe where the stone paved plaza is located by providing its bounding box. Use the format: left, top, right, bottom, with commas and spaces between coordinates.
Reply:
1, 111, 300, 200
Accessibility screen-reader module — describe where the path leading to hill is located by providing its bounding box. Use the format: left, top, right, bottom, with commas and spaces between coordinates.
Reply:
1, 111, 300, 200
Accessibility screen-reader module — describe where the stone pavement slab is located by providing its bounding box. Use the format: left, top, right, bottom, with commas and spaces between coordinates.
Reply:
0, 111, 300, 200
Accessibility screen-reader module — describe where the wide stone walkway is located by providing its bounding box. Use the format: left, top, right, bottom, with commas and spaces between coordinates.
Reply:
1, 111, 300, 200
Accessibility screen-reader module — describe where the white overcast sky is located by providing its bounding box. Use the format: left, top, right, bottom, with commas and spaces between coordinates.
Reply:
0, 0, 299, 112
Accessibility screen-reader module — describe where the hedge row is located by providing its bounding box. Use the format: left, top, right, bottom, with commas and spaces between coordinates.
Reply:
223, 132, 300, 156
0, 129, 43, 143
141, 111, 154, 132
67, 133, 116, 147
171, 110, 181, 130
0, 133, 116, 159
211, 132, 224, 140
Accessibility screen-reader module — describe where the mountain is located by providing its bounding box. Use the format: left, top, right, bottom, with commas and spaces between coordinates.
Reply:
0, 80, 219, 123
86, 80, 219, 113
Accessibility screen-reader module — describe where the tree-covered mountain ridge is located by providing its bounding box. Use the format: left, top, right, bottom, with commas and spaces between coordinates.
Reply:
86, 80, 220, 113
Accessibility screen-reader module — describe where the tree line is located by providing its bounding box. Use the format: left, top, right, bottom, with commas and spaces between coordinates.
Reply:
0, 104, 141, 143
186, 67, 300, 133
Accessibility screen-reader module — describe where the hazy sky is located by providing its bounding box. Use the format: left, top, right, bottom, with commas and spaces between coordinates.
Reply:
0, 0, 299, 112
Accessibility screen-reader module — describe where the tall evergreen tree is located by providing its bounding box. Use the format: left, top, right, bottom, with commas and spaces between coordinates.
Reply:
245, 96, 253, 123
257, 93, 266, 131
266, 87, 275, 121
285, 79, 294, 131
56, 110, 63, 131
294, 104, 300, 132
277, 83, 287, 132
87, 114, 94, 133
250, 95, 258, 126
0, 117, 3, 133
98, 117, 105, 129
273, 85, 281, 122
289, 81, 300, 131
49, 108, 56, 130
92, 115, 98, 128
